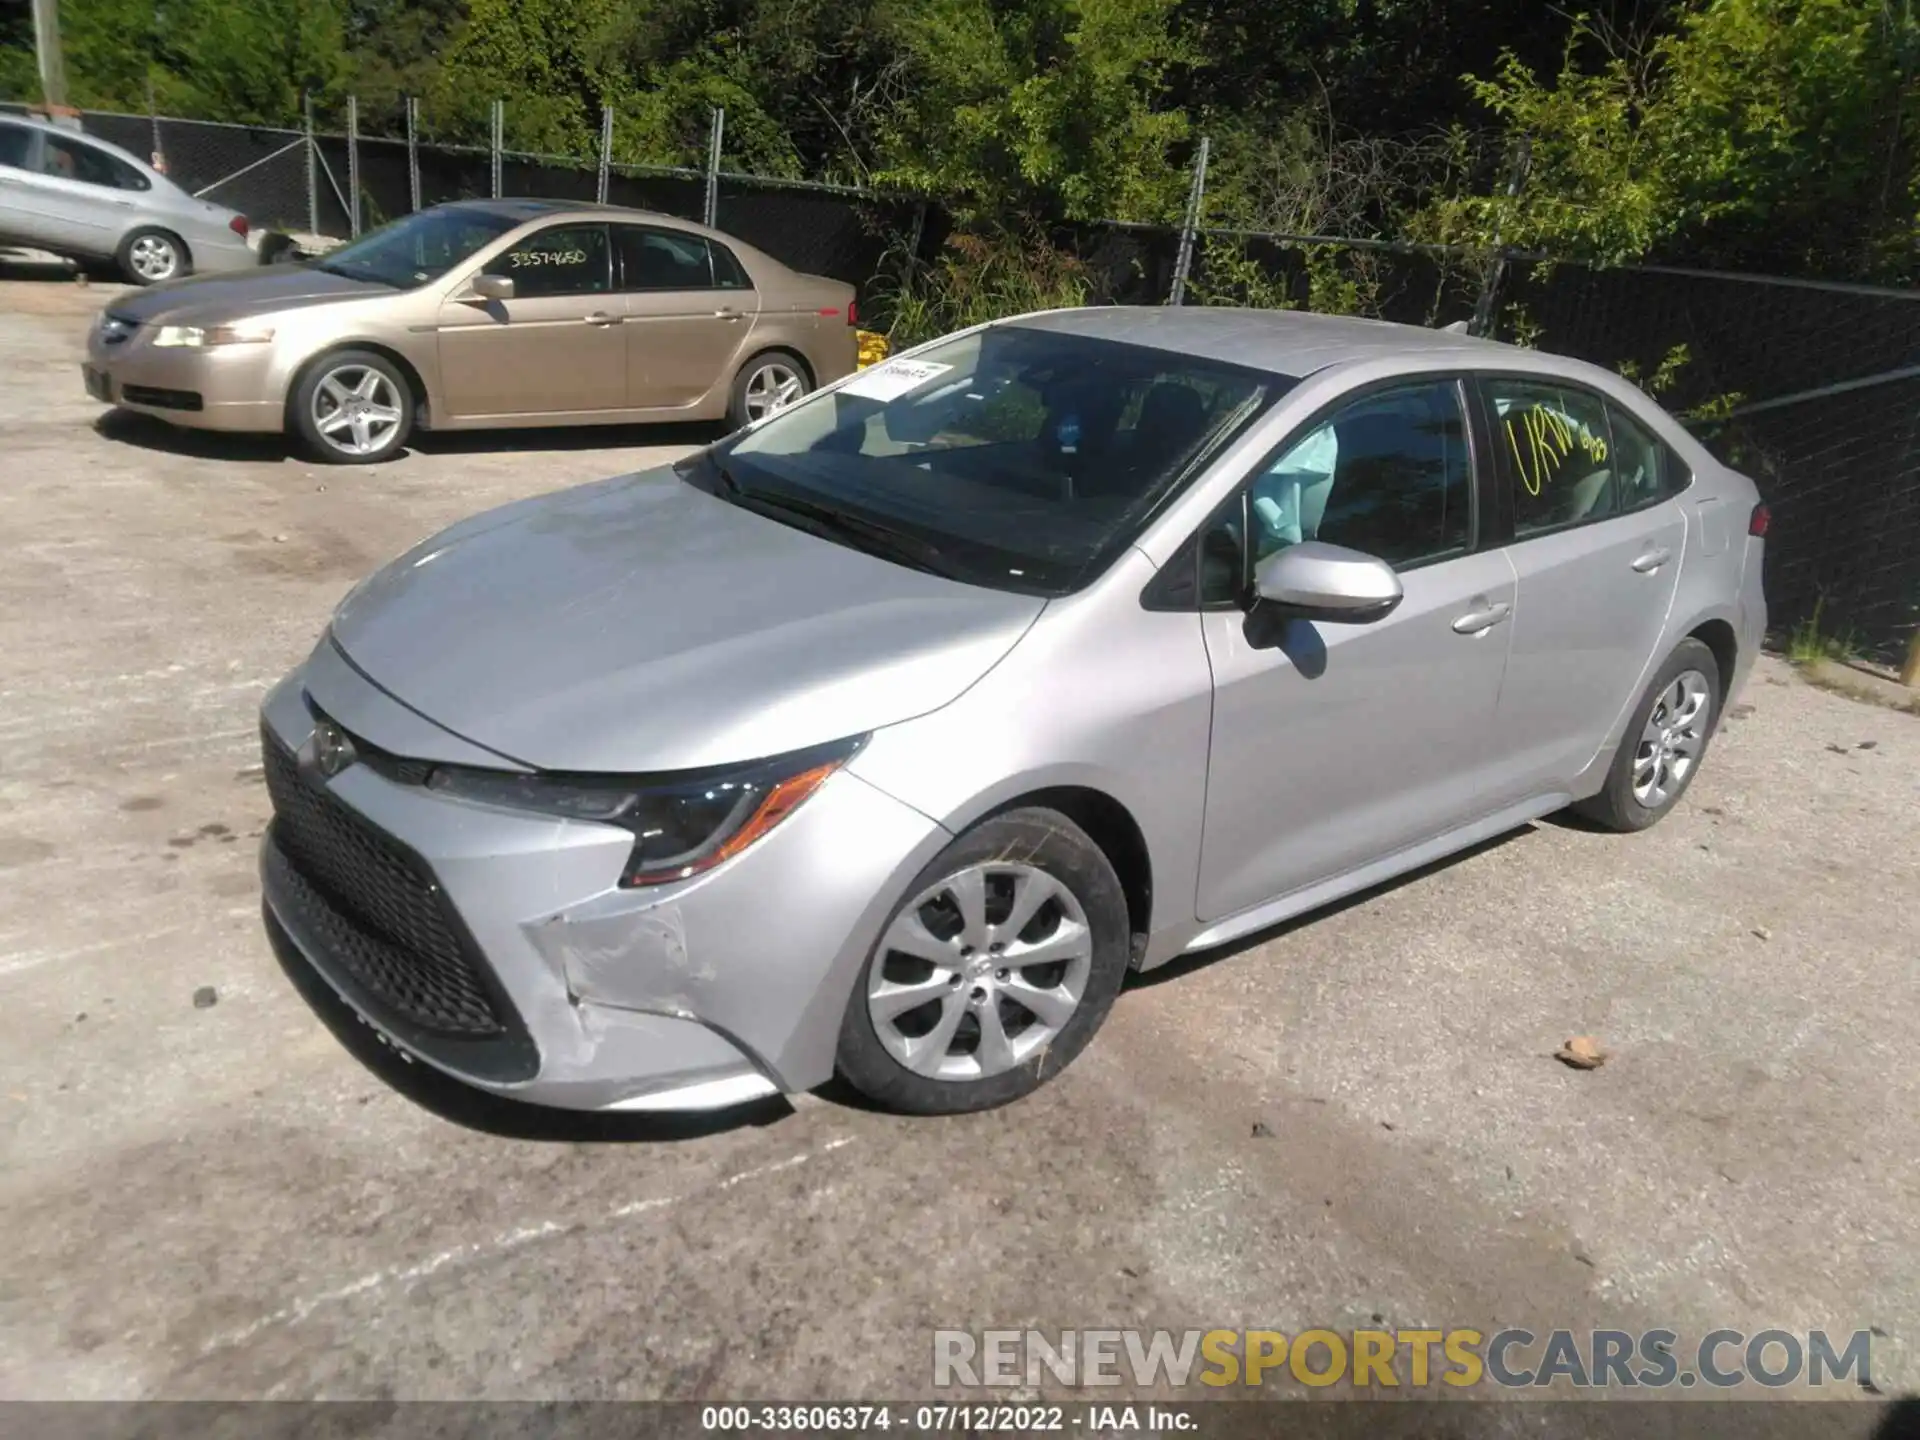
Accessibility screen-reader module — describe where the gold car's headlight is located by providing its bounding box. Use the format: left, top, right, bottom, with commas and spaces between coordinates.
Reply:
151, 323, 275, 348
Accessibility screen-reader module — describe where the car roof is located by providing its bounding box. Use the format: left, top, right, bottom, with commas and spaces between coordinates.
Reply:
1, 112, 149, 164
440, 197, 718, 234
1008, 305, 1562, 379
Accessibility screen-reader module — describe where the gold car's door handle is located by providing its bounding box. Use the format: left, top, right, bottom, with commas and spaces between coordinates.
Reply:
714, 308, 745, 322
584, 311, 621, 327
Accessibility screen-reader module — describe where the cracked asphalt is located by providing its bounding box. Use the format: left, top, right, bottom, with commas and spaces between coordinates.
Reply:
0, 269, 1914, 1425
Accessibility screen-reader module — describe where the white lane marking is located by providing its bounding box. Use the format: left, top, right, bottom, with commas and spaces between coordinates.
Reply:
196, 1135, 857, 1355
0, 927, 186, 978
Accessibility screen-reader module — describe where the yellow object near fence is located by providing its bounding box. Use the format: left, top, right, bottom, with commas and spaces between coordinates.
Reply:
857, 331, 890, 369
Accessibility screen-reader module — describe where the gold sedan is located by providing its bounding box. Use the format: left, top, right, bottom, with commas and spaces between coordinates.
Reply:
80, 199, 860, 463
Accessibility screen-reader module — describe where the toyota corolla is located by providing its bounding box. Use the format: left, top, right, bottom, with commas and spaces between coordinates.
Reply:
258, 306, 1766, 1115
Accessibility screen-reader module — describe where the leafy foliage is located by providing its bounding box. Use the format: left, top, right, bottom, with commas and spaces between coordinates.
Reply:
4, 0, 1914, 283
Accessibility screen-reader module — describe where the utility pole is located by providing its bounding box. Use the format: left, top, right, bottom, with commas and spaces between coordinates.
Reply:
30, 0, 69, 114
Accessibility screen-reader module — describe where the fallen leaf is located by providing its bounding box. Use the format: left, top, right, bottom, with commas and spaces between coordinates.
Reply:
1250, 1120, 1274, 1139
1857, 740, 1878, 751
1555, 1036, 1607, 1070
192, 985, 219, 1010
1825, 743, 1851, 755
1751, 926, 1772, 941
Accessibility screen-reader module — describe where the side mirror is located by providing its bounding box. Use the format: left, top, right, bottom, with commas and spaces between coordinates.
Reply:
1253, 541, 1403, 624
467, 272, 514, 302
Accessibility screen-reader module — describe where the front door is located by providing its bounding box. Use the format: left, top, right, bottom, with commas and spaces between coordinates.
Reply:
1196, 378, 1518, 923
1476, 376, 1687, 791
613, 224, 759, 410
436, 223, 627, 418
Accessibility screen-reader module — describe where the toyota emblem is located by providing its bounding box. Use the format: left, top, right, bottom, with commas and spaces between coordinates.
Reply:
312, 720, 358, 779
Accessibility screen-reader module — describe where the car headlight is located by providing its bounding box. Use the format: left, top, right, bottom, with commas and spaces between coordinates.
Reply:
152, 322, 275, 348
423, 735, 866, 887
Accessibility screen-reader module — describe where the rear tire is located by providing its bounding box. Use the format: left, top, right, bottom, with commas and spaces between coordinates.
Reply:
290, 349, 415, 465
117, 228, 188, 285
726, 350, 810, 430
1574, 638, 1721, 833
835, 808, 1131, 1115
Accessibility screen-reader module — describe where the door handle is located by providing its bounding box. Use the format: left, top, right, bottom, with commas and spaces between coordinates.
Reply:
1631, 547, 1673, 573
714, 308, 744, 322
1452, 600, 1512, 635
584, 311, 620, 327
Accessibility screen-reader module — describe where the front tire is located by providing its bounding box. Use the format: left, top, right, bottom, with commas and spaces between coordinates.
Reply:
727, 350, 810, 430
835, 808, 1131, 1114
1575, 638, 1721, 832
118, 228, 188, 285
290, 350, 415, 465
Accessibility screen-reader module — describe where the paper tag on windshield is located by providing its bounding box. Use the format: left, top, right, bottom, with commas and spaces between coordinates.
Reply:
839, 358, 953, 402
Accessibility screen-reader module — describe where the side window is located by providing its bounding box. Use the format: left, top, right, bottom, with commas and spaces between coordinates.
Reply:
0, 123, 32, 169
486, 224, 612, 298
1487, 379, 1617, 537
617, 227, 714, 291
1246, 380, 1474, 569
1608, 402, 1693, 509
710, 241, 753, 291
42, 136, 149, 190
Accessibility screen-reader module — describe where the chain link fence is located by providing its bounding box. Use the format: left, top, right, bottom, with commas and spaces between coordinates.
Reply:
2, 97, 1914, 663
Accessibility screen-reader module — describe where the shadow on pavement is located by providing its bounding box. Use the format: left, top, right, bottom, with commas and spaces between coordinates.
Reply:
268, 910, 796, 1144
1126, 824, 1537, 992
92, 406, 722, 465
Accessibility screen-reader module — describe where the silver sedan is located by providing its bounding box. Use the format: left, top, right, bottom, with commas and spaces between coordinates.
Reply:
257, 307, 1767, 1116
0, 113, 256, 284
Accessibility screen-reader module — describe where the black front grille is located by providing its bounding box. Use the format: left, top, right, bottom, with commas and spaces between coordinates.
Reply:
263, 730, 506, 1037
122, 384, 203, 412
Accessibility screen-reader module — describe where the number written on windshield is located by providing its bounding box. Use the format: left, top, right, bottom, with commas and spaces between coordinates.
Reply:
510, 249, 588, 267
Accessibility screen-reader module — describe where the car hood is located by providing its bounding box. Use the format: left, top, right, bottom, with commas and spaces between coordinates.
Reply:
328, 468, 1046, 773
107, 265, 390, 323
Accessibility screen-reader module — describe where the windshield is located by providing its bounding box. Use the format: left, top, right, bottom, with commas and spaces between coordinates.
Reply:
313, 207, 519, 288
693, 325, 1288, 595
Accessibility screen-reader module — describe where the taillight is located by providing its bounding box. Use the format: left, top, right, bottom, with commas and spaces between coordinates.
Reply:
847, 298, 859, 328
229, 215, 250, 238
1749, 502, 1771, 537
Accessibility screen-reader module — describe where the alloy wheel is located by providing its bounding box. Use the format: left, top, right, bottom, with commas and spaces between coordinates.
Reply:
128, 234, 180, 283
867, 861, 1094, 1082
310, 365, 405, 458
1633, 668, 1711, 808
742, 361, 804, 421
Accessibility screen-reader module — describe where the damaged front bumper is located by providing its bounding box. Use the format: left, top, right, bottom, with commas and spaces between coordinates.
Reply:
256, 646, 949, 1113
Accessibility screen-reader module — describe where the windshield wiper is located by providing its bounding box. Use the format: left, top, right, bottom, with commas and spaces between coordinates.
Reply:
737, 485, 957, 580
314, 259, 402, 287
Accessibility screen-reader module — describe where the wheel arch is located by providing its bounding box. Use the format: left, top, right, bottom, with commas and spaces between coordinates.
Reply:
284, 341, 432, 427
736, 343, 815, 388
956, 784, 1154, 962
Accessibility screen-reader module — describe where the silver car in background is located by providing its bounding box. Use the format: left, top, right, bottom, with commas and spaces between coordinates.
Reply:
258, 307, 1767, 1117
0, 113, 256, 283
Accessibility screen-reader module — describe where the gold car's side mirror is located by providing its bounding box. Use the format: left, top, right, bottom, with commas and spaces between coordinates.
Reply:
467, 273, 514, 303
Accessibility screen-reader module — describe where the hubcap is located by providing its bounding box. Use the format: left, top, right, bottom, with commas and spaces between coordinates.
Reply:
129, 235, 178, 282
868, 861, 1094, 1082
311, 366, 404, 457
1633, 669, 1711, 808
743, 362, 804, 421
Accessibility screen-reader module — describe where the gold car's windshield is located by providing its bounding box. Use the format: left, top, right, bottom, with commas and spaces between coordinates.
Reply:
312, 208, 519, 289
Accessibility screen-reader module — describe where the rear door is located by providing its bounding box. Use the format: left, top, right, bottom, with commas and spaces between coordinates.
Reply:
0, 121, 46, 246
21, 132, 152, 255
613, 224, 759, 409
1477, 374, 1687, 792
436, 222, 627, 418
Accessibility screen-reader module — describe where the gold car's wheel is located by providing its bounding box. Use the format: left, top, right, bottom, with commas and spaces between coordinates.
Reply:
291, 350, 415, 465
727, 350, 810, 430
